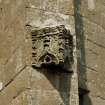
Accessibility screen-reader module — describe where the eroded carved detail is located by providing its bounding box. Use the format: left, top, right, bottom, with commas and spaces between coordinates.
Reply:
31, 25, 73, 72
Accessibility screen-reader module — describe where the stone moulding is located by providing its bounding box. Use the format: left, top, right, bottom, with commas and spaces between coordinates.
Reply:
30, 25, 73, 73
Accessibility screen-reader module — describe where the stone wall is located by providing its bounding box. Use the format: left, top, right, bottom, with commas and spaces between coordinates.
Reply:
0, 0, 28, 105
0, 0, 105, 105
75, 0, 105, 105
0, 0, 78, 105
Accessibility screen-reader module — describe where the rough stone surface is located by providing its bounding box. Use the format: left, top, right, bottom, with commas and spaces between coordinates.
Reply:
75, 0, 105, 105
0, 0, 78, 105
1, 0, 105, 105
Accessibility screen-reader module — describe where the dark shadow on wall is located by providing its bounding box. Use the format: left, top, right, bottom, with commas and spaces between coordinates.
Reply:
45, 70, 72, 105
73, 0, 92, 105
33, 66, 72, 105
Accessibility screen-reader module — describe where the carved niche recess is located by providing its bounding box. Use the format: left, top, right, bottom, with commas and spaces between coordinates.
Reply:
31, 25, 73, 72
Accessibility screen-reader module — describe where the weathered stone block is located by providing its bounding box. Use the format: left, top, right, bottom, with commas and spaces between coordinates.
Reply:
30, 25, 73, 72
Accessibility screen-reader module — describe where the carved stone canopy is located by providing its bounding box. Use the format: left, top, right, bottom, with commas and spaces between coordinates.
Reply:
31, 25, 73, 72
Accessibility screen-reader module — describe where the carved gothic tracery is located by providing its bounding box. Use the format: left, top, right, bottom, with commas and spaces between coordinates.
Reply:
31, 25, 73, 72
